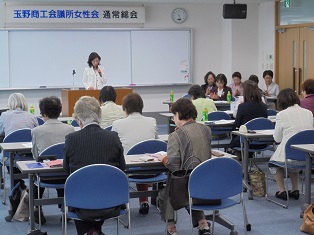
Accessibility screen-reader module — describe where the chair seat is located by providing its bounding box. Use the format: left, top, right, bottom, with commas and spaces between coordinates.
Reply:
128, 173, 167, 183
34, 181, 65, 189
191, 198, 238, 211
67, 208, 127, 221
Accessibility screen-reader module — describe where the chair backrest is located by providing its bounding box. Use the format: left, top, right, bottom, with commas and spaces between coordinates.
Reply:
245, 117, 275, 130
104, 125, 112, 131
267, 109, 278, 116
127, 139, 167, 155
285, 130, 314, 161
39, 142, 65, 159
64, 164, 129, 209
181, 93, 192, 99
36, 117, 45, 125
189, 158, 242, 200
70, 120, 79, 127
3, 128, 32, 158
207, 111, 231, 121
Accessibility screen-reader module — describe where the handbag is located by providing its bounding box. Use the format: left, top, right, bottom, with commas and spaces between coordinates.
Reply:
300, 204, 314, 234
248, 161, 266, 197
169, 156, 201, 211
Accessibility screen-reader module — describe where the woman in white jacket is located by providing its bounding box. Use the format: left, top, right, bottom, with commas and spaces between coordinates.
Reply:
269, 88, 313, 201
82, 52, 107, 90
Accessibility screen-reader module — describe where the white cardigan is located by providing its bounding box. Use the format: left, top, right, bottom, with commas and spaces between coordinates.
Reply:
82, 66, 107, 90
270, 104, 314, 162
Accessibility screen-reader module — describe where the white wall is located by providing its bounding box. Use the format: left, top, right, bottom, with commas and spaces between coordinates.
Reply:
0, 2, 275, 114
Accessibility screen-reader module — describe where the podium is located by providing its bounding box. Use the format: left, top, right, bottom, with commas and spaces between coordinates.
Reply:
61, 88, 133, 117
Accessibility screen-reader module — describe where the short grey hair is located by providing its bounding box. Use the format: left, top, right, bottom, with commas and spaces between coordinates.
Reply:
8, 93, 28, 111
73, 96, 101, 126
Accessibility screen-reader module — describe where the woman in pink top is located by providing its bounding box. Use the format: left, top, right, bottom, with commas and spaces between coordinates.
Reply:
228, 71, 243, 97
300, 79, 314, 117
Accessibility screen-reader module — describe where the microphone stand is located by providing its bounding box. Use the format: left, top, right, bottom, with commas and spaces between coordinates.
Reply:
72, 70, 76, 90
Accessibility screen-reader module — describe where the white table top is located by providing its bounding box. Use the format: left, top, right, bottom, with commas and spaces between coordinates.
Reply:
291, 144, 314, 154
0, 142, 32, 151
232, 129, 274, 137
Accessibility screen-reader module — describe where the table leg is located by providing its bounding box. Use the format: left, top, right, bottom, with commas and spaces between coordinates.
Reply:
242, 137, 253, 199
9, 152, 15, 190
302, 153, 312, 213
28, 173, 36, 232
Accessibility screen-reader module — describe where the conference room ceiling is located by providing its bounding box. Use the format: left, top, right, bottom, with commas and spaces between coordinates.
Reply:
1, 0, 273, 3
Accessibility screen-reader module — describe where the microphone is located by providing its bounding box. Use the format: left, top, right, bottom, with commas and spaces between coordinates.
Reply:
72, 70, 76, 76
97, 67, 102, 77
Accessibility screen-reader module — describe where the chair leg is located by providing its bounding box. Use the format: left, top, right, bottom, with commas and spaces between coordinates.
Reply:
211, 211, 215, 235
265, 167, 288, 208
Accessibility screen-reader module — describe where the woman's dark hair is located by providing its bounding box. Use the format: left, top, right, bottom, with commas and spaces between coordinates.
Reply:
263, 70, 273, 78
301, 79, 314, 95
248, 75, 259, 84
188, 85, 206, 99
215, 74, 227, 87
99, 86, 116, 103
232, 71, 242, 80
243, 80, 262, 103
277, 88, 300, 111
170, 98, 197, 120
122, 92, 143, 115
87, 52, 101, 67
204, 71, 216, 84
39, 96, 62, 119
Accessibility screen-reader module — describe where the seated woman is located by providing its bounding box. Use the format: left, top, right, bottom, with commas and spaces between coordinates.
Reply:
233, 75, 266, 118
112, 93, 158, 215
269, 88, 313, 200
64, 96, 125, 235
188, 84, 217, 121
0, 93, 38, 136
0, 93, 38, 186
228, 71, 243, 97
260, 70, 279, 97
31, 96, 75, 224
200, 71, 216, 96
99, 86, 125, 128
209, 73, 232, 101
229, 80, 268, 158
300, 79, 314, 117
158, 98, 212, 235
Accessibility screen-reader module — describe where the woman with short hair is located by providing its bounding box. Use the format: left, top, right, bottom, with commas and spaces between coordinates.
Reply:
158, 98, 212, 235
99, 86, 125, 128
269, 88, 313, 200
0, 93, 38, 136
300, 79, 314, 116
188, 84, 217, 121
201, 71, 216, 96
209, 73, 232, 101
228, 71, 243, 96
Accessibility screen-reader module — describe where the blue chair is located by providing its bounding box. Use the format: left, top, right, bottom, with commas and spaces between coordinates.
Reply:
1, 128, 32, 204
34, 142, 66, 227
181, 93, 192, 99
207, 111, 233, 145
70, 120, 79, 127
233, 117, 275, 158
266, 130, 314, 208
127, 139, 168, 211
36, 117, 45, 125
63, 164, 131, 235
104, 125, 112, 131
267, 109, 278, 116
188, 158, 249, 235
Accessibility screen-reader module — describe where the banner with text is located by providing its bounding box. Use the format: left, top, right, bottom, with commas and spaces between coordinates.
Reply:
5, 5, 145, 24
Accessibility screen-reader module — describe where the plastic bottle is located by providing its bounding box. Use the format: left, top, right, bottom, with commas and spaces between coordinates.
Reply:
170, 91, 174, 102
227, 91, 232, 103
29, 105, 35, 115
203, 107, 208, 121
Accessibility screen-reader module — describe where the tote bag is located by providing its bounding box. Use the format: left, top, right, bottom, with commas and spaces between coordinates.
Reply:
300, 204, 314, 234
248, 161, 266, 197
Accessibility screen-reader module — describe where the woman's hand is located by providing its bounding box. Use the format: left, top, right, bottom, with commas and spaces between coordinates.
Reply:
158, 154, 166, 162
210, 92, 219, 100
88, 86, 95, 90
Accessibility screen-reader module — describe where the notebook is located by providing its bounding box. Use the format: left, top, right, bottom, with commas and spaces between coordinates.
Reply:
46, 159, 63, 168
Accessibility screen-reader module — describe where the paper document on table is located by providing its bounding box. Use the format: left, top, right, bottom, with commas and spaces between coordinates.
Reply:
214, 120, 235, 124
255, 130, 274, 135
148, 151, 167, 158
22, 143, 32, 148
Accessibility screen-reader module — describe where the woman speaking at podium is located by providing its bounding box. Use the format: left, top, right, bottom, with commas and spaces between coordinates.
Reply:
82, 52, 107, 90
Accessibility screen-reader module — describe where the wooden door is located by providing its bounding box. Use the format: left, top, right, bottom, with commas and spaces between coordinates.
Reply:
277, 27, 314, 94
278, 28, 299, 91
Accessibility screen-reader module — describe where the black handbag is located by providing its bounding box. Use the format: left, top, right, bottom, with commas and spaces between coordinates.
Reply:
169, 156, 201, 211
